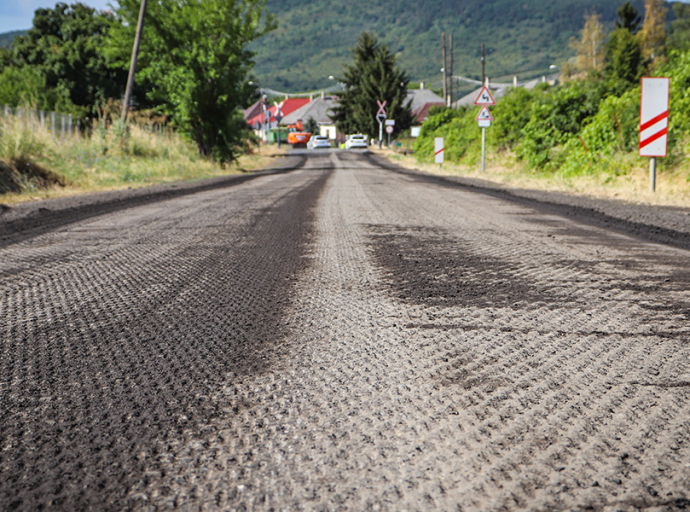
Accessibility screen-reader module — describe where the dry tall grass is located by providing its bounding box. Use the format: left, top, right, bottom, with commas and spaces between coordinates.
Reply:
0, 115, 283, 204
380, 148, 690, 208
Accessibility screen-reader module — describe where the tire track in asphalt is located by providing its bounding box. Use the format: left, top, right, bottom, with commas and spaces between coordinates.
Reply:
0, 162, 330, 511
3, 151, 690, 511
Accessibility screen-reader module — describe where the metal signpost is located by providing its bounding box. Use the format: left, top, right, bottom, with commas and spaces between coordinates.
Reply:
639, 77, 670, 193
376, 100, 387, 149
474, 86, 496, 172
434, 137, 444, 165
385, 119, 395, 147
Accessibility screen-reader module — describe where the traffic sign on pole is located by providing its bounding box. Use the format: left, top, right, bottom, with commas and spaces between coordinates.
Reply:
639, 76, 670, 193
476, 105, 494, 127
434, 137, 444, 164
639, 77, 669, 158
377, 100, 387, 117
377, 100, 387, 148
474, 86, 496, 106
274, 101, 284, 123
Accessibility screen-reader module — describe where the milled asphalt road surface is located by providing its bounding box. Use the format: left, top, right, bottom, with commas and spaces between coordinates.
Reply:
2, 151, 690, 511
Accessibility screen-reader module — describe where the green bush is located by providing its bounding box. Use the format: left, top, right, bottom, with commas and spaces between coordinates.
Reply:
559, 88, 640, 176
488, 87, 539, 151
414, 106, 481, 162
517, 79, 608, 171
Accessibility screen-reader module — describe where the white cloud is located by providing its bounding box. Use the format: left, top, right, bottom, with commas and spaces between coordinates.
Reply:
0, 0, 115, 33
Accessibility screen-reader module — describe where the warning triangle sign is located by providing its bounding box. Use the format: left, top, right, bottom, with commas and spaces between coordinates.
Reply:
475, 105, 494, 121
474, 86, 496, 106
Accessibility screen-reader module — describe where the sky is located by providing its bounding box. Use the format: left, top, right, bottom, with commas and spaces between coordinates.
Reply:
0, 0, 113, 34
4, 0, 690, 35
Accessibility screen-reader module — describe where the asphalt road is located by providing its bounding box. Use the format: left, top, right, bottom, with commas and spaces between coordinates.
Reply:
2, 151, 690, 511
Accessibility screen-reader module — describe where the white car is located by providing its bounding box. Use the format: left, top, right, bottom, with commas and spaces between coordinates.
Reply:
345, 134, 368, 149
309, 135, 331, 149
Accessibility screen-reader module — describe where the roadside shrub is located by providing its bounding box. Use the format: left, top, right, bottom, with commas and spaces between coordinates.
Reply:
518, 79, 608, 171
559, 88, 641, 176
488, 87, 539, 151
414, 106, 481, 162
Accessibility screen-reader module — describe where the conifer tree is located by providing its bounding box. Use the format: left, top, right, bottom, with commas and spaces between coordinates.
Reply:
605, 2, 644, 90
331, 32, 412, 140
639, 0, 667, 62
615, 1, 641, 33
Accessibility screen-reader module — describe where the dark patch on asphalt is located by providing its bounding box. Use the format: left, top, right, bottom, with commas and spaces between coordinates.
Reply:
366, 224, 548, 309
0, 155, 306, 248
0, 167, 330, 511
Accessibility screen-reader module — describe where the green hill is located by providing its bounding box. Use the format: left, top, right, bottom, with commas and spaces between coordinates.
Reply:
250, 0, 647, 93
0, 30, 26, 47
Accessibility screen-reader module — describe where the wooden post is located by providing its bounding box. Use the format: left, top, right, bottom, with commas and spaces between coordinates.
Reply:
442, 33, 447, 103
122, 0, 148, 122
481, 43, 485, 86
449, 33, 454, 105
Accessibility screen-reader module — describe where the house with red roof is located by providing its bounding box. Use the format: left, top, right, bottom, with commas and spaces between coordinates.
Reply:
245, 98, 311, 132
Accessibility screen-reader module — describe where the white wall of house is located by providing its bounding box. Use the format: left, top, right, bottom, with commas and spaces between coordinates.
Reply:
320, 124, 337, 140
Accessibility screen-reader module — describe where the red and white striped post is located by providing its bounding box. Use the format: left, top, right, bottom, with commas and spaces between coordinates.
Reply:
639, 77, 670, 193
434, 137, 444, 166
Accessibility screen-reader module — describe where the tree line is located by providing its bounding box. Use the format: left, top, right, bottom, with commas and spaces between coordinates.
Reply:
415, 0, 690, 179
0, 1, 275, 162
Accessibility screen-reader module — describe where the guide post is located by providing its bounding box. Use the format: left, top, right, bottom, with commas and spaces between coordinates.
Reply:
639, 77, 670, 193
434, 137, 444, 166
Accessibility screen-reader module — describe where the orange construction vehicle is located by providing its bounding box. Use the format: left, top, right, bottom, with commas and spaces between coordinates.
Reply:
286, 119, 312, 148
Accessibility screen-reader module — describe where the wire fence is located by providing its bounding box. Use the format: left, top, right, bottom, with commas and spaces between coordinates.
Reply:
1, 105, 83, 137
1, 105, 171, 139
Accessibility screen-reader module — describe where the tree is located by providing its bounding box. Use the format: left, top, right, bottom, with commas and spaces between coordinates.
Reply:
615, 1, 641, 34
569, 13, 606, 75
106, 0, 276, 162
667, 3, 690, 52
605, 28, 644, 90
6, 3, 125, 116
331, 32, 413, 140
639, 0, 667, 62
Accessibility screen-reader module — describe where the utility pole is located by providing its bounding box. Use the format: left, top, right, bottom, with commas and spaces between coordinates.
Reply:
449, 33, 454, 106
442, 33, 447, 103
121, 0, 148, 122
481, 43, 485, 86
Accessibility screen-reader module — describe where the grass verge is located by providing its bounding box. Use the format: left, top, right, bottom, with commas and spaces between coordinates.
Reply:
0, 116, 286, 206
375, 145, 690, 209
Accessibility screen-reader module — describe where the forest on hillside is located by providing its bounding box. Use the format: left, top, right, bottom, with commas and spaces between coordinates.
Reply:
250, 0, 646, 92
415, 0, 690, 185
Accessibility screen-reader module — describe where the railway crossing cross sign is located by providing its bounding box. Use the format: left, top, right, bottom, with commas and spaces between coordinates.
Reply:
377, 100, 387, 117
274, 101, 284, 123
376, 100, 387, 148
376, 100, 387, 124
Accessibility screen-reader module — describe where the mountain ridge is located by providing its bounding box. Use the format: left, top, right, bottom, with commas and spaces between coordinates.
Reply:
250, 0, 647, 92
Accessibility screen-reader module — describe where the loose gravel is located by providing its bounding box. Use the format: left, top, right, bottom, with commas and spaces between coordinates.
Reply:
2, 151, 690, 511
